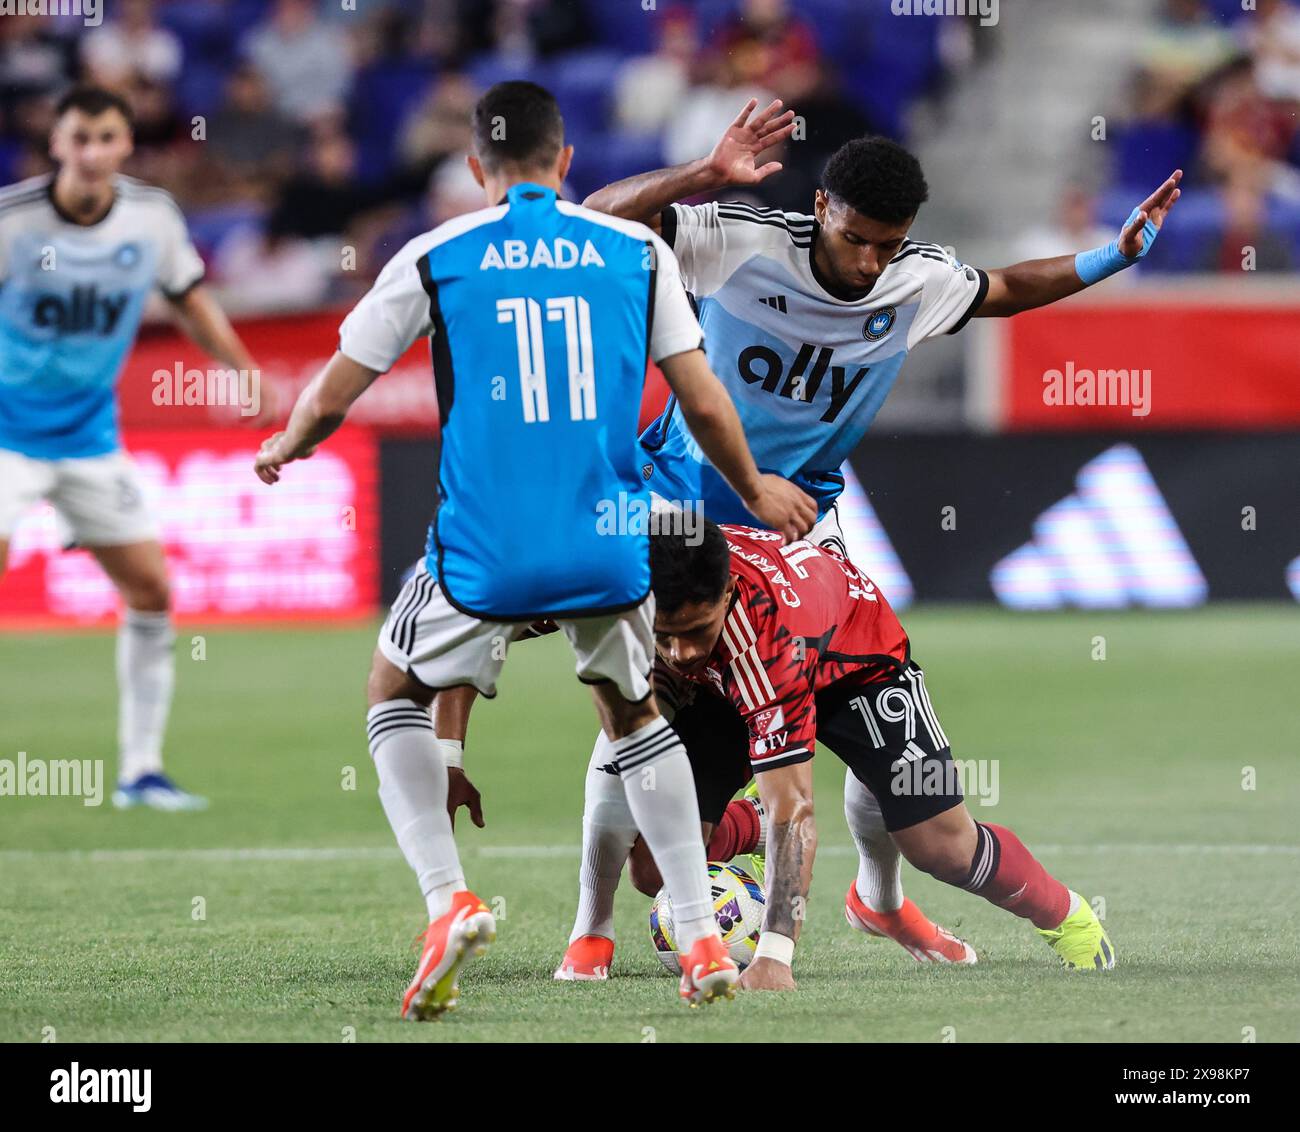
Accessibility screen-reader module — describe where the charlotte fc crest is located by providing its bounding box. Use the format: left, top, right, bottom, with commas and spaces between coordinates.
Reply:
863, 306, 896, 341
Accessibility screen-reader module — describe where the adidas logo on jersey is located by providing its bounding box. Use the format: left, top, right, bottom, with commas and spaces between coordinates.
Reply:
479, 238, 606, 271
991, 444, 1207, 609
758, 295, 788, 312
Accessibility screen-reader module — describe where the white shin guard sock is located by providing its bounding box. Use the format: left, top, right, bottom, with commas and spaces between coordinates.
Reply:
569, 731, 639, 943
843, 768, 904, 913
116, 608, 175, 783
609, 716, 714, 949
366, 700, 465, 920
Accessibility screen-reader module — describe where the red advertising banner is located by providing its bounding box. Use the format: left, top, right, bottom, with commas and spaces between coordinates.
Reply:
999, 289, 1300, 431
120, 309, 440, 435
0, 428, 379, 627
119, 309, 672, 435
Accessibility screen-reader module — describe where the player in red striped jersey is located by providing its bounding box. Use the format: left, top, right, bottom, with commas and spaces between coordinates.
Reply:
622, 520, 1115, 987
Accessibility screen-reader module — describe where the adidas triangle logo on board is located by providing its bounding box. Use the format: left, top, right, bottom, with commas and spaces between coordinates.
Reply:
990, 444, 1207, 609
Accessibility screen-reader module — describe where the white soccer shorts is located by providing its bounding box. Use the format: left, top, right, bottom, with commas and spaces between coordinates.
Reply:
378, 559, 655, 702
0, 448, 159, 546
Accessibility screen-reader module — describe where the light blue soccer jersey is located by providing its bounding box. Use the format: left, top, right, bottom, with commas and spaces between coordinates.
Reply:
337, 183, 702, 620
642, 201, 988, 523
0, 175, 206, 459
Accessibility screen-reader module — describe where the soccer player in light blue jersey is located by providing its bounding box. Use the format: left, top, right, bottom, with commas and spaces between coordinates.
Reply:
0, 87, 263, 812
553, 99, 1182, 988
254, 82, 815, 1017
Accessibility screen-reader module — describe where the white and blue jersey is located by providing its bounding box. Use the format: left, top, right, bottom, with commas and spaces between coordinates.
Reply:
643, 200, 989, 522
338, 183, 702, 621
0, 174, 206, 459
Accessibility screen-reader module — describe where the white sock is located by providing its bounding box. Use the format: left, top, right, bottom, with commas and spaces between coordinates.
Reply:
116, 608, 175, 783
366, 700, 464, 920
609, 716, 715, 948
569, 731, 639, 943
844, 768, 904, 913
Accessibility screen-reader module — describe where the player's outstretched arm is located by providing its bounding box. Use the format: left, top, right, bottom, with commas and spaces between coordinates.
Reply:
658, 348, 816, 542
168, 285, 276, 424
581, 97, 797, 229
975, 169, 1183, 318
742, 760, 816, 992
254, 351, 379, 484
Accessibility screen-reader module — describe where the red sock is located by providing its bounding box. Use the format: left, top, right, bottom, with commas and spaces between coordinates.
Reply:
962, 823, 1070, 930
706, 800, 761, 861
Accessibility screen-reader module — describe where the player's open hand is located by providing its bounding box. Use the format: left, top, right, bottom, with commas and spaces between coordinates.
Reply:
738, 957, 797, 992
707, 98, 798, 187
447, 767, 484, 830
744, 474, 817, 544
254, 431, 314, 484
1117, 169, 1182, 258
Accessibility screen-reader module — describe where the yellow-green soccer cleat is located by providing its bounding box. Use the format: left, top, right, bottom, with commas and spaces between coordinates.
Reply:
1037, 891, 1115, 970
741, 779, 765, 887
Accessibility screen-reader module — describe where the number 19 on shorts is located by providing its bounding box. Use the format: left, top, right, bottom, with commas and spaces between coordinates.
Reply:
496, 295, 596, 423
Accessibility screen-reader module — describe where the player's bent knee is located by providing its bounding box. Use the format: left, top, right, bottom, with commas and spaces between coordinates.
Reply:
127, 577, 171, 613
367, 649, 432, 708
899, 840, 971, 886
627, 840, 662, 897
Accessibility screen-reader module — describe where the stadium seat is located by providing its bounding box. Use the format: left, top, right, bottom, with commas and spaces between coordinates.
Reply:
466, 53, 537, 94
184, 201, 266, 261
589, 132, 666, 195
173, 63, 229, 119
548, 48, 624, 138
1112, 122, 1200, 192
157, 1, 237, 68
1203, 0, 1250, 24
348, 62, 436, 184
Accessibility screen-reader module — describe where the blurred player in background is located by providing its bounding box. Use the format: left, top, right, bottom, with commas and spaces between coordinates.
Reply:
550, 98, 1180, 978
0, 86, 263, 812
640, 520, 1115, 990
253, 82, 815, 1018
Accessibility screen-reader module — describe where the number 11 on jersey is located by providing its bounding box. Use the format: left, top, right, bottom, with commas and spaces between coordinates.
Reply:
496, 295, 596, 424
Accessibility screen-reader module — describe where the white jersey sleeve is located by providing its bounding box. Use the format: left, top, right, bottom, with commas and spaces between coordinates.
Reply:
648, 232, 703, 362
660, 200, 779, 298
904, 243, 989, 348
337, 236, 436, 373
154, 194, 206, 299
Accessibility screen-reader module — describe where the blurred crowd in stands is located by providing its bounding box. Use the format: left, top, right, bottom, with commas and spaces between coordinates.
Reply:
1, 0, 1295, 314
1102, 0, 1300, 273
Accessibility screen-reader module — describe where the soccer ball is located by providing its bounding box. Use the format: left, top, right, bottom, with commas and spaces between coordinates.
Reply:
649, 861, 765, 975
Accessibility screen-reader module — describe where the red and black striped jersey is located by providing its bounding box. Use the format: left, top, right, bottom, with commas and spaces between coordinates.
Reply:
665, 525, 910, 771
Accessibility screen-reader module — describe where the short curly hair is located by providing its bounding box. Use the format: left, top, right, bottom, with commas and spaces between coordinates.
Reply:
650, 520, 731, 615
822, 136, 929, 225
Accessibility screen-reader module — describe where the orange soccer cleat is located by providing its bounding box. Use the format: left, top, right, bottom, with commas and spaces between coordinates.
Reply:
678, 933, 740, 1006
844, 882, 977, 965
553, 935, 615, 981
401, 890, 496, 1020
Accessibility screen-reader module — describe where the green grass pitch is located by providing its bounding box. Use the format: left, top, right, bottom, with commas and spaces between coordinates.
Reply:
1, 607, 1297, 1043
